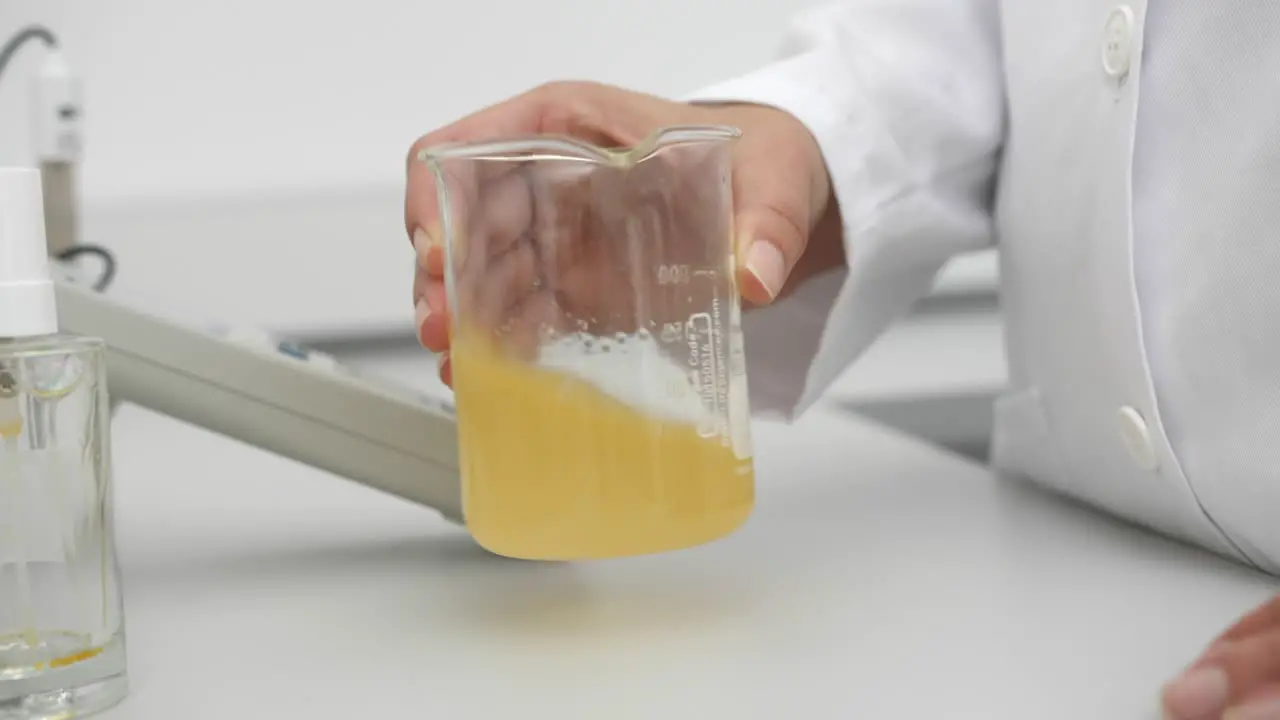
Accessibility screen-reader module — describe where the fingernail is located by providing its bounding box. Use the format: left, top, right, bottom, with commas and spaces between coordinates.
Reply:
413, 227, 433, 258
744, 240, 785, 301
1225, 699, 1280, 720
1164, 667, 1230, 719
437, 352, 452, 383
414, 297, 431, 345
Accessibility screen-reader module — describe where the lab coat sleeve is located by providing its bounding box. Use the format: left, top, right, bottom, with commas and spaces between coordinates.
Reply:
688, 0, 1006, 418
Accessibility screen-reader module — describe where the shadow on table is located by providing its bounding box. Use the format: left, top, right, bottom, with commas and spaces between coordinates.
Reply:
127, 527, 763, 644
125, 528, 502, 579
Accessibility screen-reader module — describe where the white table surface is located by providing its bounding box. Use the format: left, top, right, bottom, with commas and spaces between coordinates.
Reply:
99, 402, 1275, 720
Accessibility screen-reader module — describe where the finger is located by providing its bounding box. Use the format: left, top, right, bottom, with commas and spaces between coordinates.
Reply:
732, 125, 823, 305
1188, 639, 1240, 672
462, 169, 536, 277
1183, 597, 1280, 679
524, 160, 597, 282
412, 263, 431, 304
420, 146, 549, 342
1222, 630, 1280, 710
417, 310, 450, 355
404, 80, 636, 251
1223, 685, 1280, 720
415, 232, 445, 278
409, 156, 524, 276
437, 351, 452, 387
1218, 596, 1280, 646
458, 166, 595, 339
470, 239, 540, 334
413, 272, 450, 353
633, 136, 805, 308
408, 78, 668, 258
1163, 627, 1280, 720
735, 191, 811, 306
404, 92, 548, 245
418, 166, 536, 349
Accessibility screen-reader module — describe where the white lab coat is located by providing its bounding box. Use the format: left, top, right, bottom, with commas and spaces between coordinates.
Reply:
694, 0, 1280, 575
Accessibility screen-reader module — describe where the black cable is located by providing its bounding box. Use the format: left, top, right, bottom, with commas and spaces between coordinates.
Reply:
0, 26, 58, 84
55, 244, 117, 292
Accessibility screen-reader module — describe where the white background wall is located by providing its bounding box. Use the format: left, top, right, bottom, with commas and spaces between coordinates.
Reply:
3, 0, 816, 203
2, 0, 846, 335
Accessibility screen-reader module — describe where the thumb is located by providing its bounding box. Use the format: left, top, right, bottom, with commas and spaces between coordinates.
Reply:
733, 175, 813, 307
1163, 627, 1280, 719
736, 210, 805, 306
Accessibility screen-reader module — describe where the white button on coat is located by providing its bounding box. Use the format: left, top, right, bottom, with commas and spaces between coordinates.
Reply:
1102, 6, 1135, 78
1118, 406, 1159, 472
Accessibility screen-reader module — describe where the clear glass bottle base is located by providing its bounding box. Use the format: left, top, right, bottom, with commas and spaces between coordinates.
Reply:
0, 634, 127, 719
0, 674, 126, 719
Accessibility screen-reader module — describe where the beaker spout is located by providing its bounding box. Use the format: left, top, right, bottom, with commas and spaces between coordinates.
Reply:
418, 125, 740, 169
619, 125, 741, 166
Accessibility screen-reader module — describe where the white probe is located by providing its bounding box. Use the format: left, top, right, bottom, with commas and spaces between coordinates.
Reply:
0, 25, 83, 256
31, 44, 83, 257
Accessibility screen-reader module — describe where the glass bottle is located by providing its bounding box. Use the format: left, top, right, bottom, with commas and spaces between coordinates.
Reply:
0, 167, 127, 719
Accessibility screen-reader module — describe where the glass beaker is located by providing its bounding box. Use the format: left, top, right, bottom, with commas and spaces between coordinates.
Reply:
421, 126, 755, 560
0, 335, 127, 718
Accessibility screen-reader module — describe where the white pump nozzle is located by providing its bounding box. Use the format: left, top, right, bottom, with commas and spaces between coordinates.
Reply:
0, 167, 58, 338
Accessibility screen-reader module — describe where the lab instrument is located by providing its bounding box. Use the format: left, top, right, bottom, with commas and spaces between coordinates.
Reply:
422, 126, 755, 560
0, 24, 464, 523
0, 169, 127, 719
0, 25, 83, 259
54, 278, 463, 522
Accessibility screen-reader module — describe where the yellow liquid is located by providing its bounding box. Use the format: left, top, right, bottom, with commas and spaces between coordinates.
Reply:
452, 336, 755, 560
